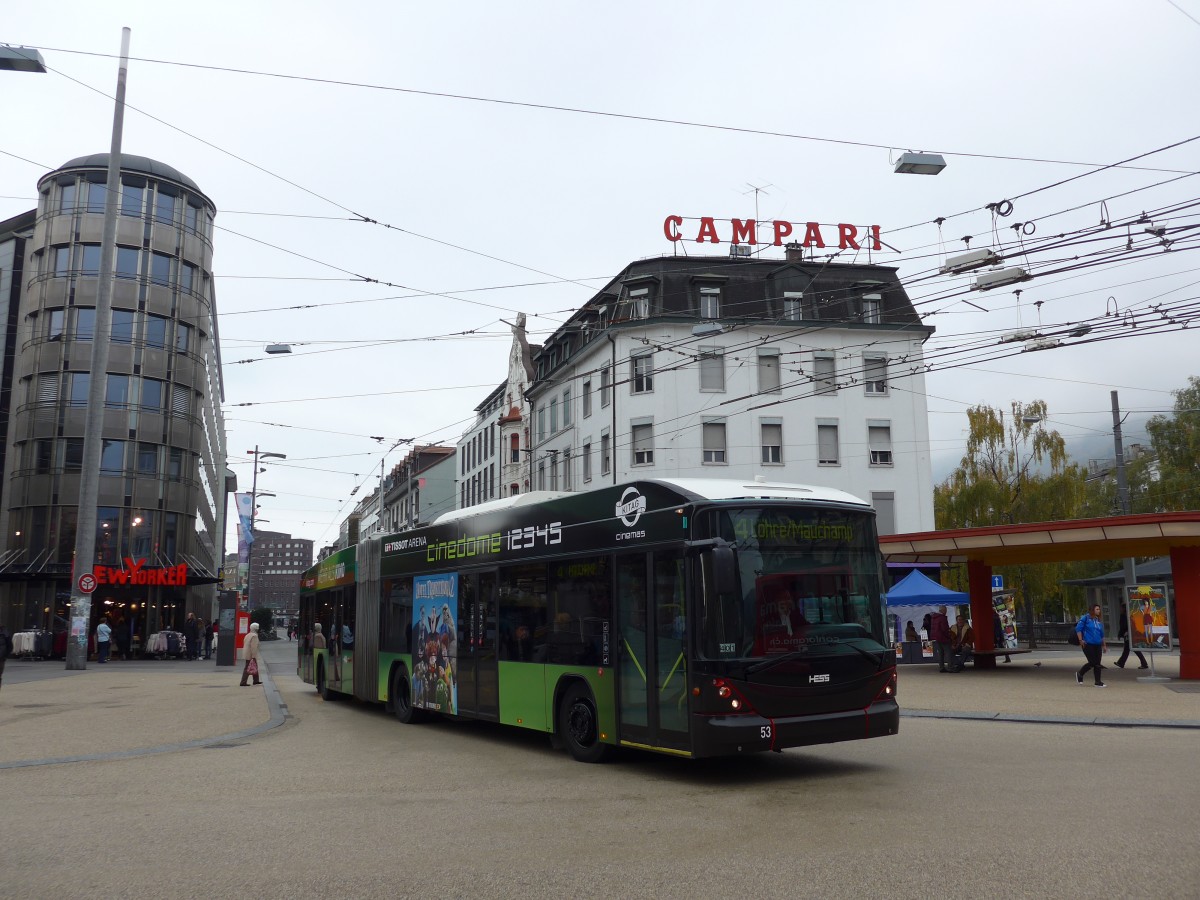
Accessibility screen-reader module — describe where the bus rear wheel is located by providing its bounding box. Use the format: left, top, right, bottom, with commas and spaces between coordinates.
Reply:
559, 682, 611, 763
391, 666, 423, 724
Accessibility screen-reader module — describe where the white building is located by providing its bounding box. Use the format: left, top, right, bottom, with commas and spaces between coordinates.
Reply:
457, 314, 536, 508
523, 251, 936, 534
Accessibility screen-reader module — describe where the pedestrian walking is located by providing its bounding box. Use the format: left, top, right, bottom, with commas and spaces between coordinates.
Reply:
1114, 602, 1148, 670
992, 610, 1012, 663
95, 617, 112, 664
203, 620, 214, 660
929, 605, 953, 672
1075, 603, 1107, 687
183, 612, 201, 661
0, 622, 11, 691
239, 622, 262, 686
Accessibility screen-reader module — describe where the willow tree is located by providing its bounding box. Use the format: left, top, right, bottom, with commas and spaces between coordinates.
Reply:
934, 400, 1088, 621
1146, 375, 1200, 511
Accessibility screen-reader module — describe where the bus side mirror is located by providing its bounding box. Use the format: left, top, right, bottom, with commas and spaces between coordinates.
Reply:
712, 543, 737, 595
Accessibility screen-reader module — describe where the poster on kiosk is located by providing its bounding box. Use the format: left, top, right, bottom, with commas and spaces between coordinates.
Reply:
1127, 584, 1171, 651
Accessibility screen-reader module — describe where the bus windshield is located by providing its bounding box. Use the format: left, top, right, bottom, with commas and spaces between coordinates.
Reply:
697, 505, 886, 660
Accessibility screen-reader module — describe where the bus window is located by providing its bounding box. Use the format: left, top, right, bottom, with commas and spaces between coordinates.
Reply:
381, 576, 412, 654
499, 563, 548, 662
548, 555, 611, 665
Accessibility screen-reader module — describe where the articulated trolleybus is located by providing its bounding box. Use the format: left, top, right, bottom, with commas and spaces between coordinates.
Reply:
298, 478, 897, 762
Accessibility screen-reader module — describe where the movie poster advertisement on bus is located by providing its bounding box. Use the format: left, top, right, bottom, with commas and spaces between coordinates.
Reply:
1127, 584, 1171, 651
412, 574, 458, 714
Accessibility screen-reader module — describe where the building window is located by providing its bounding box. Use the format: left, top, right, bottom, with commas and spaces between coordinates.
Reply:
185, 202, 200, 233
99, 439, 125, 474
53, 246, 71, 277
180, 262, 196, 294
550, 397, 559, 434
46, 309, 65, 340
34, 439, 53, 473
631, 422, 654, 466
632, 353, 654, 394
582, 442, 592, 482
582, 380, 592, 418
758, 350, 780, 394
702, 422, 727, 464
111, 310, 135, 344
510, 433, 520, 463
59, 182, 77, 214
151, 252, 172, 286
601, 365, 612, 407
563, 449, 572, 490
628, 286, 650, 319
510, 484, 519, 496
171, 384, 191, 416
140, 378, 164, 411
537, 406, 546, 442
145, 315, 168, 349
121, 182, 143, 217
80, 244, 101, 276
814, 354, 836, 394
538, 460, 546, 490
550, 453, 559, 490
69, 373, 90, 406
601, 431, 611, 474
699, 349, 724, 391
137, 443, 159, 475
868, 423, 893, 466
862, 293, 882, 324
176, 322, 192, 353
155, 190, 177, 225
761, 422, 783, 464
86, 182, 107, 215
562, 388, 571, 426
817, 421, 839, 465
105, 374, 131, 408
871, 491, 896, 535
64, 439, 84, 471
864, 355, 888, 395
699, 285, 721, 320
116, 246, 139, 279
783, 291, 804, 321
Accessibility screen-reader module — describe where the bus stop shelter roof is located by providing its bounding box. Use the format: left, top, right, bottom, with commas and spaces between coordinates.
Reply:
878, 512, 1200, 567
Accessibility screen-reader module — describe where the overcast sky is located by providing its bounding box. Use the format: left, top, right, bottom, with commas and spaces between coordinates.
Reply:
4, 1, 1198, 552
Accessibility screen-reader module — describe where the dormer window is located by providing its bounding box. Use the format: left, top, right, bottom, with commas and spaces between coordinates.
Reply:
862, 293, 882, 324
628, 286, 650, 319
699, 285, 721, 320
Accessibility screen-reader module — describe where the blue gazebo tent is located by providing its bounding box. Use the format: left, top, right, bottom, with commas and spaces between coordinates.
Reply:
886, 570, 970, 642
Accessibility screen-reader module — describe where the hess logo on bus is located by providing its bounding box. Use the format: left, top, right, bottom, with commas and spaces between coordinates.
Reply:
809, 674, 831, 684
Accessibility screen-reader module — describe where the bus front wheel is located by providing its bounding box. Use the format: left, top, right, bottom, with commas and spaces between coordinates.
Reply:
558, 682, 612, 763
391, 666, 424, 724
317, 662, 336, 701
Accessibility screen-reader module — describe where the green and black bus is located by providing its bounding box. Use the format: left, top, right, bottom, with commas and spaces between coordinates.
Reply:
298, 478, 898, 762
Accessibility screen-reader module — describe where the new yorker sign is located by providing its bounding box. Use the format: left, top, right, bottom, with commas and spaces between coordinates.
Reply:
93, 557, 189, 587
663, 215, 883, 251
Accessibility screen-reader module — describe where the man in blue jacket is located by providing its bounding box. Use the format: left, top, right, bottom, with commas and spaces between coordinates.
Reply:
1075, 603, 1107, 687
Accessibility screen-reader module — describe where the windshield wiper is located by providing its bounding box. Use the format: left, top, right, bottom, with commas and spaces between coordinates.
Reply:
845, 640, 887, 671
745, 651, 808, 675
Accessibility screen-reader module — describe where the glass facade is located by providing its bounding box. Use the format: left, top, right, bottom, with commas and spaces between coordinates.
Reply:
1, 155, 226, 640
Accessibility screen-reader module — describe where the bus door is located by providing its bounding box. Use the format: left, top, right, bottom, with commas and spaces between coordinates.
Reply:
456, 571, 499, 720
616, 551, 689, 752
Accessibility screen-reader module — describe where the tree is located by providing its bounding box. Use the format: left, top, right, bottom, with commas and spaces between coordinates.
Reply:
250, 606, 274, 635
934, 400, 1089, 621
1146, 375, 1200, 511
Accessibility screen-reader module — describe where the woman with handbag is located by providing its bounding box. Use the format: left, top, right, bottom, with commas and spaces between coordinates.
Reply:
239, 622, 262, 687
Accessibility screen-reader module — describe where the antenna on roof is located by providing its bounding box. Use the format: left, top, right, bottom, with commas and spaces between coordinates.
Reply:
741, 182, 773, 223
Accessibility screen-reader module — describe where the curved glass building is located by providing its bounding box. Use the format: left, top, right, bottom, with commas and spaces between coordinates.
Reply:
0, 153, 226, 649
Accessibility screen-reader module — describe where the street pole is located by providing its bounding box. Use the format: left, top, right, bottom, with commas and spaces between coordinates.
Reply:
1111, 390, 1140, 651
66, 28, 131, 670
243, 447, 285, 616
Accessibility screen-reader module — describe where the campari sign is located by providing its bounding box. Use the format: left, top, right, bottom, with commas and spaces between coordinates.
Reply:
663, 215, 883, 251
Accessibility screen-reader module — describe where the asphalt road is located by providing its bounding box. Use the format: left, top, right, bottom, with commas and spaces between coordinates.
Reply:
1, 640, 1196, 899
